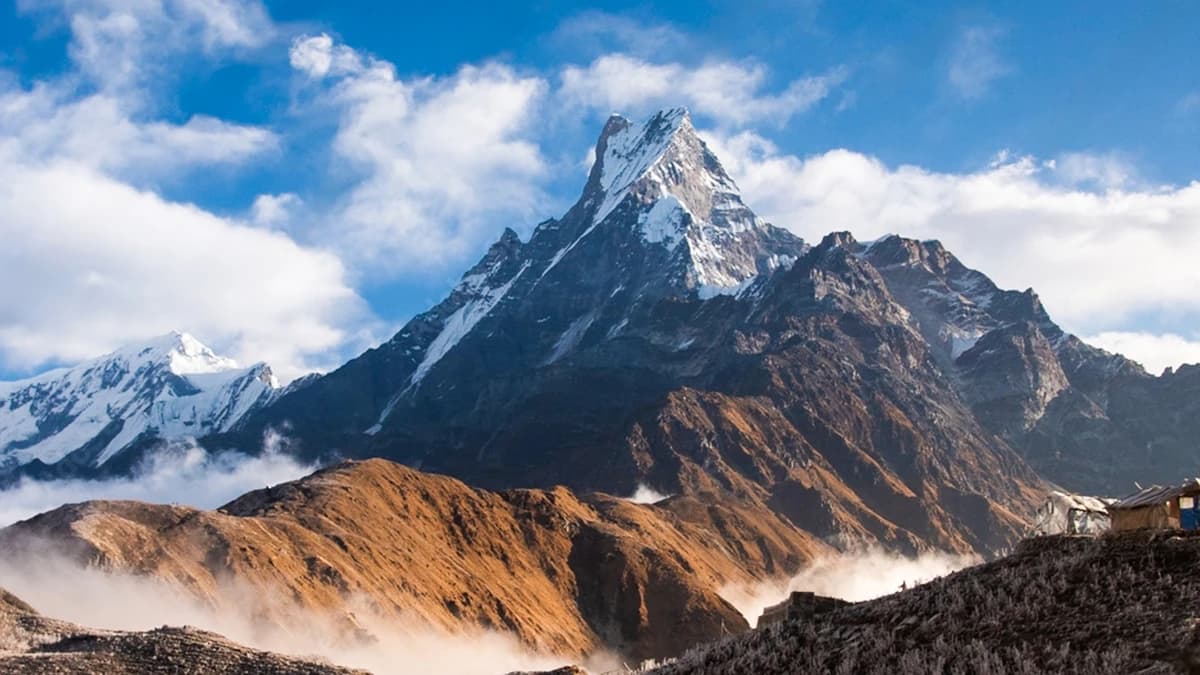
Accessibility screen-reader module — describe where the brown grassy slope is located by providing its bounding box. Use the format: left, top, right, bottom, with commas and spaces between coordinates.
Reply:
653, 530, 1200, 675
0, 458, 829, 662
0, 586, 359, 674
625, 387, 1038, 556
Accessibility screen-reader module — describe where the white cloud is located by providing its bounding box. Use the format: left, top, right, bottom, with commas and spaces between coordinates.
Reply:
1053, 151, 1137, 190
720, 549, 977, 625
20, 0, 276, 95
0, 551, 612, 674
0, 86, 278, 178
174, 0, 274, 50
704, 130, 1200, 365
290, 35, 549, 276
947, 24, 1011, 100
549, 11, 689, 59
622, 484, 671, 504
0, 433, 315, 527
288, 33, 362, 79
0, 154, 364, 380
0, 2, 370, 382
560, 53, 846, 127
1175, 91, 1200, 118
1083, 332, 1200, 375
251, 192, 303, 228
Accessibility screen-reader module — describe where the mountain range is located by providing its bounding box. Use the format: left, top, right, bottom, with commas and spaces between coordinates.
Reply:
0, 457, 827, 662
4, 107, 1199, 547
0, 331, 280, 480
3, 107, 1200, 671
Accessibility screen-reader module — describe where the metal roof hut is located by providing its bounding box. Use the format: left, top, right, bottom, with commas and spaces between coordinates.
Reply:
1030, 491, 1113, 536
1108, 479, 1200, 532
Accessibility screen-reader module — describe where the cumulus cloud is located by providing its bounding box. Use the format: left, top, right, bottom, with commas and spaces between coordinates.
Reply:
704, 130, 1200, 370
19, 0, 276, 95
288, 32, 362, 79
720, 549, 978, 625
561, 54, 847, 127
1083, 332, 1200, 375
290, 34, 549, 276
0, 3, 371, 381
0, 86, 278, 179
946, 24, 1011, 100
0, 434, 315, 527
0, 154, 364, 380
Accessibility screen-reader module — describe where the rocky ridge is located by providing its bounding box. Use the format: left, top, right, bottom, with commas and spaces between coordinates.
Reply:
0, 457, 829, 662
0, 586, 358, 674
652, 530, 1200, 674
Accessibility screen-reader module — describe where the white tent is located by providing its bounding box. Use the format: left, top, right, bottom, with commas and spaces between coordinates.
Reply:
1029, 491, 1113, 536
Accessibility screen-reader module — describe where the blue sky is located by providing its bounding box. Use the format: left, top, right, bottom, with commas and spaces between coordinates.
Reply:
1, 0, 1198, 381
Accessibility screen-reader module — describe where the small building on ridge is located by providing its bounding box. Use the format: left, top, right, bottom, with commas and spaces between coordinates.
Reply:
1108, 479, 1200, 532
1030, 491, 1113, 536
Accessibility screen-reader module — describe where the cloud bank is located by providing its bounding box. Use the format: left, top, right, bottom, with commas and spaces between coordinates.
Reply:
1, 0, 369, 382
0, 436, 316, 527
0, 551, 605, 675
720, 549, 979, 626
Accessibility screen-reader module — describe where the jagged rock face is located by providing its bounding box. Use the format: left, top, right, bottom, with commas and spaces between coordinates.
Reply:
954, 321, 1070, 434
0, 458, 828, 662
235, 110, 1043, 556
0, 332, 279, 476
240, 109, 806, 444
223, 107, 1193, 547
857, 235, 1200, 495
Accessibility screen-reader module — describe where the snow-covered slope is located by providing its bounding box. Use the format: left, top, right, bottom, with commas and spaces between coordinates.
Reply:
0, 332, 279, 472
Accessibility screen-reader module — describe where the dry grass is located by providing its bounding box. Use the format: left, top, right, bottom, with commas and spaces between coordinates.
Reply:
654, 530, 1200, 674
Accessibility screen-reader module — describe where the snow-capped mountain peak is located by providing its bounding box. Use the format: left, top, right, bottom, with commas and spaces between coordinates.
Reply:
116, 330, 240, 376
0, 333, 279, 472
586, 107, 744, 228
564, 107, 806, 297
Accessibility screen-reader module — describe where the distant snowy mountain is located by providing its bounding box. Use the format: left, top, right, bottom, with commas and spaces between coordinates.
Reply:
0, 332, 279, 474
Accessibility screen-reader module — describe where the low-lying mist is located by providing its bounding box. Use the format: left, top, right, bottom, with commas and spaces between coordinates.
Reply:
0, 432, 315, 527
720, 548, 980, 624
623, 483, 672, 505
0, 545, 611, 674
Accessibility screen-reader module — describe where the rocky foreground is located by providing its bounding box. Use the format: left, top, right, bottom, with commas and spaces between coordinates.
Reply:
0, 588, 359, 674
651, 530, 1200, 674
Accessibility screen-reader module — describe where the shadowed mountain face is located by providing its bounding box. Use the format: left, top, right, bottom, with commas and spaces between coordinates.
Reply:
232, 109, 1049, 555
857, 235, 1200, 496
12, 108, 1194, 558
0, 458, 829, 662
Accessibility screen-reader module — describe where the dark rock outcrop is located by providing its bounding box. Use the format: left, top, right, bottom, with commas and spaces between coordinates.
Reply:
654, 530, 1200, 674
